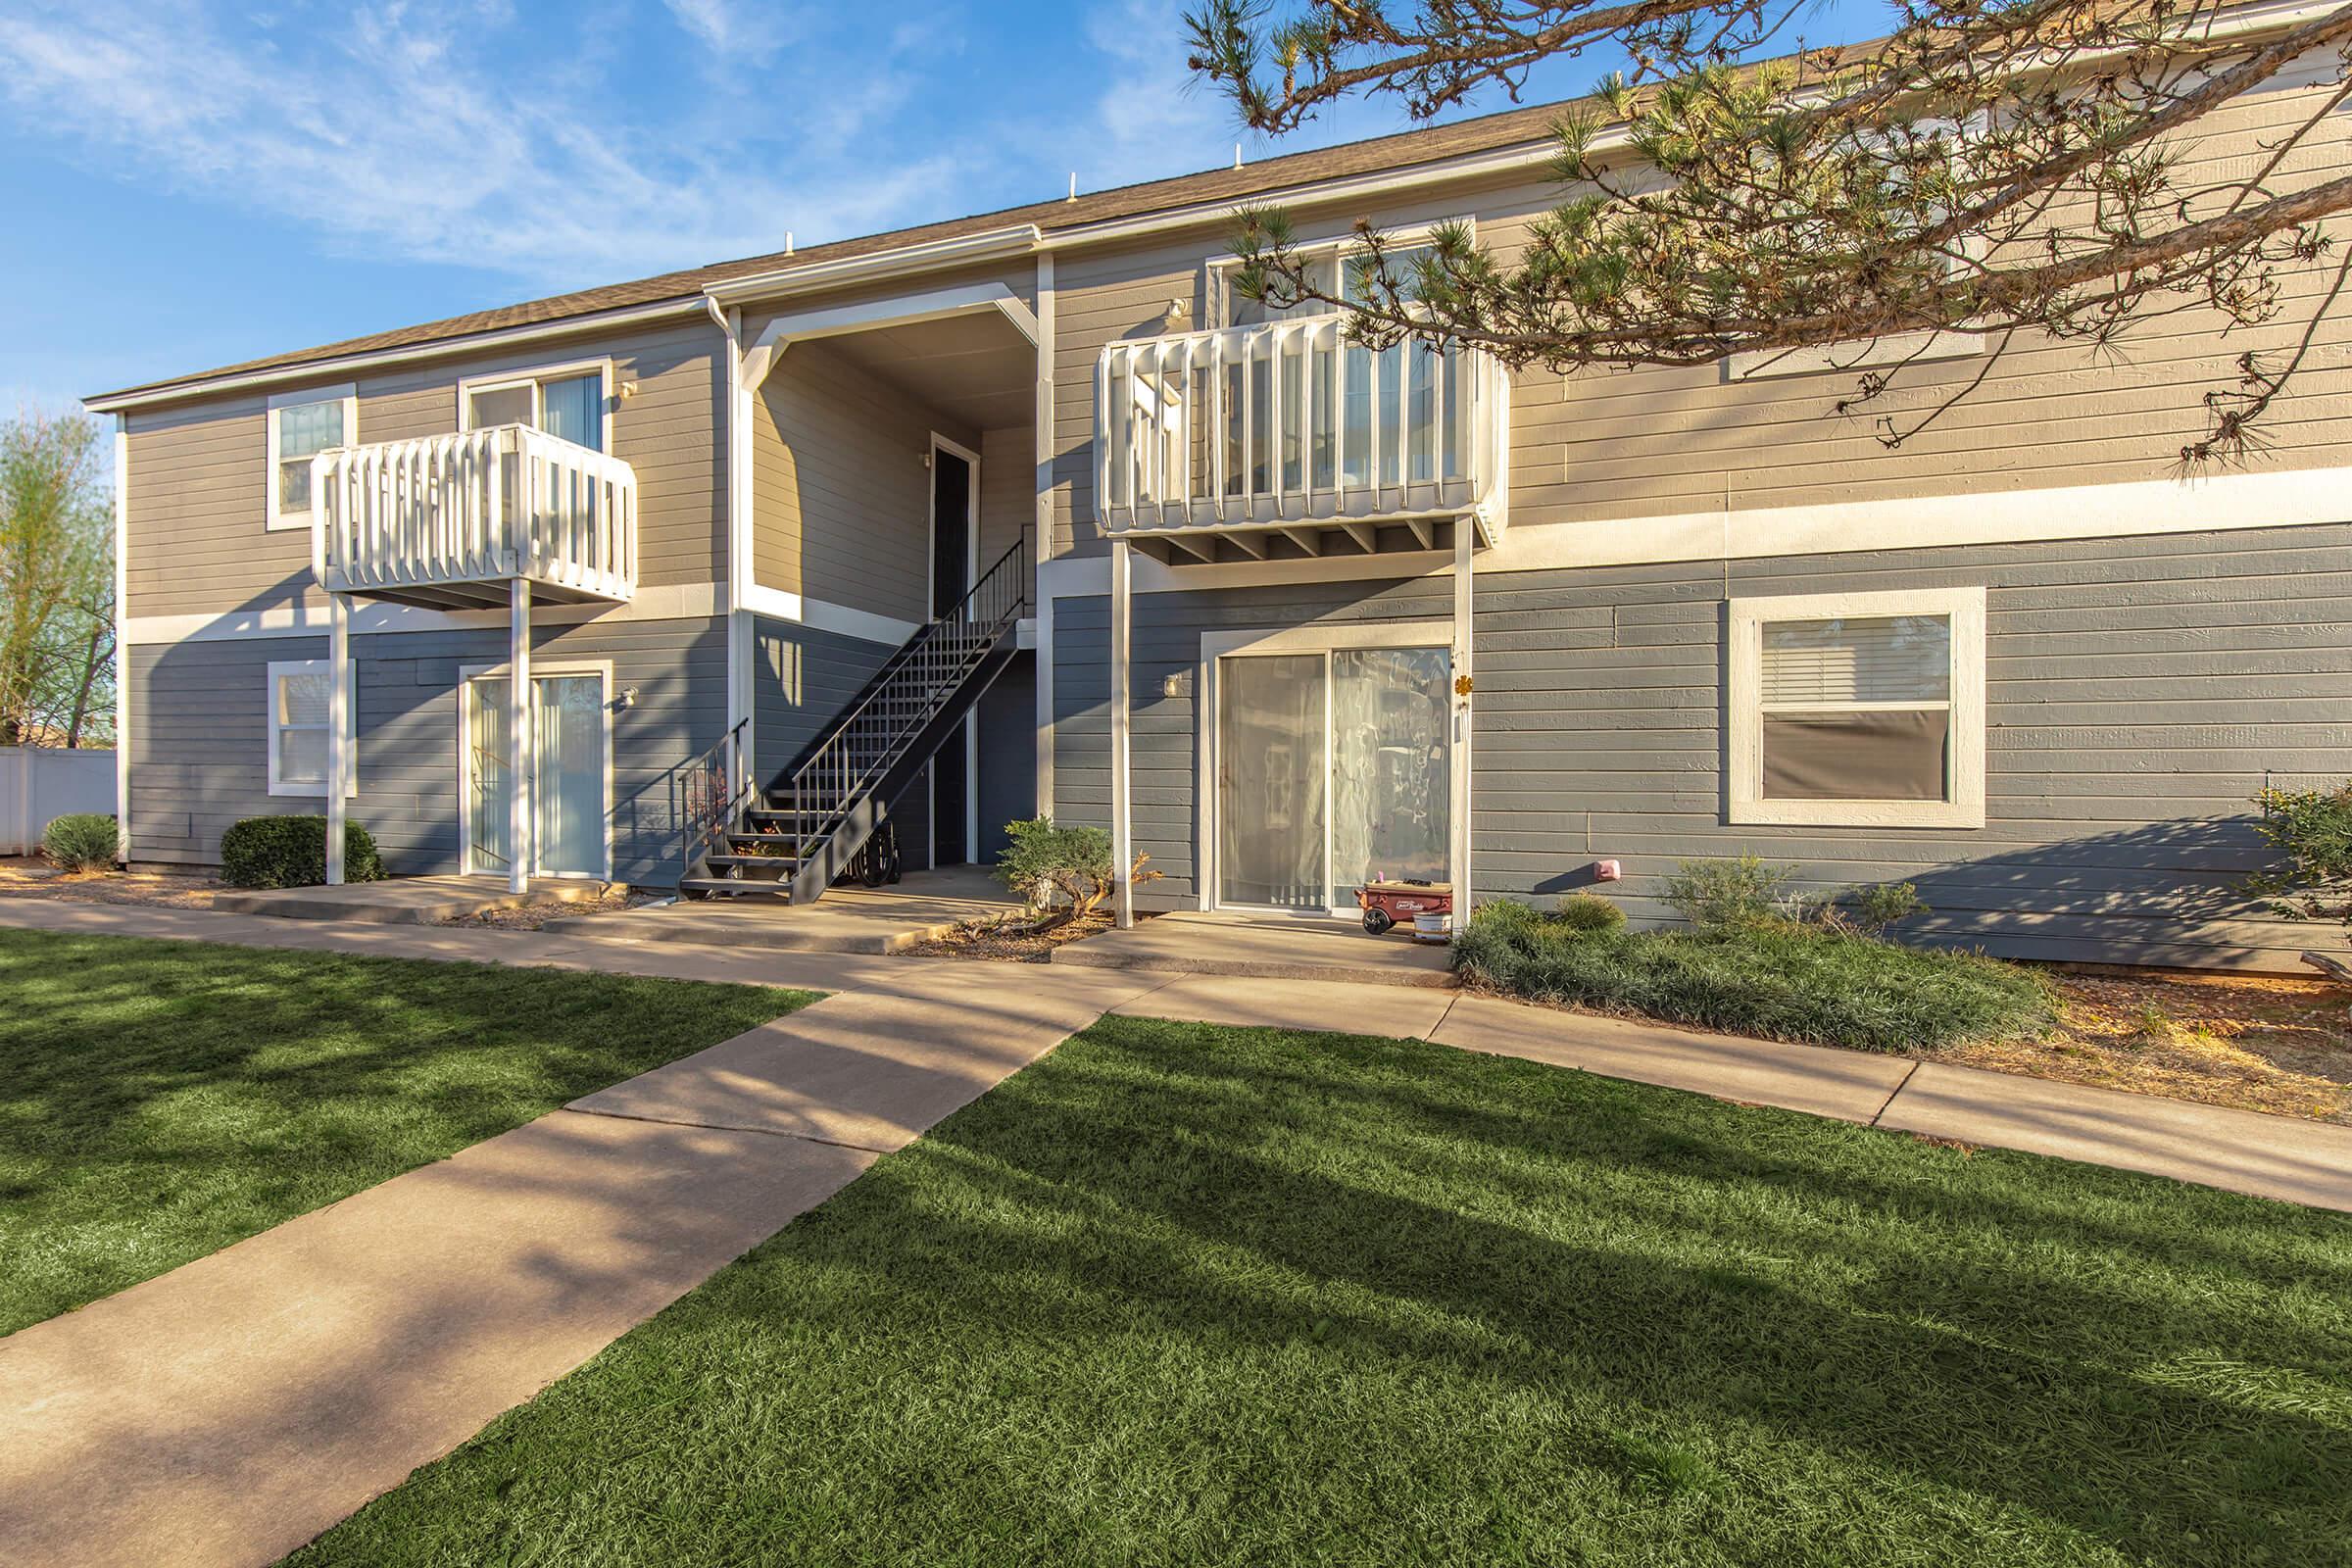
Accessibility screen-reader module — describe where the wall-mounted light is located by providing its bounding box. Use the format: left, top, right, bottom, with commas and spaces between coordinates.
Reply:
617, 686, 640, 710
617, 381, 641, 400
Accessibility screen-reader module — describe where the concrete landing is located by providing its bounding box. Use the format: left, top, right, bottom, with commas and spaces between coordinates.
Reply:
1051, 908, 1457, 988
548, 866, 1021, 954
213, 875, 612, 925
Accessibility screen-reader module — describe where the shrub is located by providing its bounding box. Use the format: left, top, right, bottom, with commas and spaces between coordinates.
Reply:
1661, 855, 1795, 933
40, 813, 118, 873
1453, 900, 2052, 1054
1843, 881, 1928, 937
220, 815, 386, 890
2250, 781, 2352, 930
994, 816, 1161, 920
1551, 890, 1627, 934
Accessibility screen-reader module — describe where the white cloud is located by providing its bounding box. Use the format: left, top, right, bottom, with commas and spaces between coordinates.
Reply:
0, 0, 952, 290
662, 0, 785, 62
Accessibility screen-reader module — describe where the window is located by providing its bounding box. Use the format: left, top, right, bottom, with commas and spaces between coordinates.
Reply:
459, 363, 610, 451
266, 386, 356, 530
267, 660, 355, 797
1206, 226, 1460, 328
1727, 587, 1985, 827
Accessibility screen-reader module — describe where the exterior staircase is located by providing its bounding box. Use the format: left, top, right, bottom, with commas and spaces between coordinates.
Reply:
677, 531, 1029, 903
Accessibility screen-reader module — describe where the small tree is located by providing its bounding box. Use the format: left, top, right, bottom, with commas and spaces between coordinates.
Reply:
2251, 782, 2352, 930
994, 817, 1163, 923
0, 408, 114, 748
1188, 0, 2352, 461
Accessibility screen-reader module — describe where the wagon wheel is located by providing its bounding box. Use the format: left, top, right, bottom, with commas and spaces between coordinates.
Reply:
1363, 907, 1394, 936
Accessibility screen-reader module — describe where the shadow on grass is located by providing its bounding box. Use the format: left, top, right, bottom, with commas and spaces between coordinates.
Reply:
0, 927, 806, 1333
303, 1014, 2352, 1568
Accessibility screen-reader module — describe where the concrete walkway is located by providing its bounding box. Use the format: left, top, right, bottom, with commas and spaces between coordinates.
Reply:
2, 898, 2350, 1566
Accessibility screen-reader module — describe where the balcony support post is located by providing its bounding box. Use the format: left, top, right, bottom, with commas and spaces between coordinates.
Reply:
1109, 537, 1135, 930
1449, 520, 1475, 921
509, 578, 532, 897
325, 591, 351, 885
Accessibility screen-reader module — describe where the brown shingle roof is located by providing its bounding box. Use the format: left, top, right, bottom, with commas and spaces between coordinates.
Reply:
90, 95, 1577, 406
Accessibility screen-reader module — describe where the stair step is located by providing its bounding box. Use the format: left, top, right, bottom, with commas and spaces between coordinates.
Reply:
705, 855, 797, 872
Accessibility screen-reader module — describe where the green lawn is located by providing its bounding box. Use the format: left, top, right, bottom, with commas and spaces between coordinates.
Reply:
296, 1015, 2352, 1568
0, 929, 810, 1336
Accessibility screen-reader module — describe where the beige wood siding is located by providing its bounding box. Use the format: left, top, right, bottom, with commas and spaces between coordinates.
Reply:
979, 423, 1033, 577
124, 318, 723, 618
1046, 74, 2352, 558
750, 338, 979, 624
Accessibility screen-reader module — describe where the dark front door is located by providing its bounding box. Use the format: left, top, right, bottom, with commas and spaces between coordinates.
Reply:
931, 447, 972, 864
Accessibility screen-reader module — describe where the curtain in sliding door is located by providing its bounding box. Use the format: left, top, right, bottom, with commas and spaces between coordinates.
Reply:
533, 675, 606, 878
1330, 649, 1450, 889
466, 678, 514, 875
1218, 654, 1327, 907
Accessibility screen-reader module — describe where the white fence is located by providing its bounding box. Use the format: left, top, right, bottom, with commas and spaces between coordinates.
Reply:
1, 747, 117, 855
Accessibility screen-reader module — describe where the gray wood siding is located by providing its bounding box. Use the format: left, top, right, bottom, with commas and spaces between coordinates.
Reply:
976, 651, 1037, 860
748, 612, 931, 858
124, 318, 726, 618
978, 423, 1033, 578
1044, 74, 2352, 560
751, 339, 977, 623
1051, 522, 2352, 970
128, 616, 726, 885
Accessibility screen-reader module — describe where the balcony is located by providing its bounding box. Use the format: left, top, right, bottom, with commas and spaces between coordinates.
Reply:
311, 424, 637, 610
1095, 317, 1508, 563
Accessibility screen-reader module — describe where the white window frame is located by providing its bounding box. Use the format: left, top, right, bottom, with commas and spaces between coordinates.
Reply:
265, 384, 357, 532
1203, 220, 1474, 329
1726, 586, 1986, 829
266, 659, 356, 798
456, 658, 615, 882
456, 358, 616, 450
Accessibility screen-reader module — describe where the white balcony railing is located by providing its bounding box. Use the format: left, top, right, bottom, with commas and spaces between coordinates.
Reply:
312, 424, 637, 608
1096, 317, 1508, 547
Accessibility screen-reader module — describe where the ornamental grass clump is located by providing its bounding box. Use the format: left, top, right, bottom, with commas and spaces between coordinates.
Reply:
39, 812, 117, 873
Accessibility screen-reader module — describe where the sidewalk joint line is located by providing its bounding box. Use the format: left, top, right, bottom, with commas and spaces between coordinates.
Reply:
553, 1104, 898, 1155
1426, 992, 1463, 1041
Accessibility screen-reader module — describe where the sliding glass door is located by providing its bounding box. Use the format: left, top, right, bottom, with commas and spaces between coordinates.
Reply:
465, 672, 608, 879
1215, 643, 1450, 911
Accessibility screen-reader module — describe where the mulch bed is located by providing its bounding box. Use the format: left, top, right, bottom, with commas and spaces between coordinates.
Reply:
896, 909, 1120, 962
1938, 966, 2352, 1125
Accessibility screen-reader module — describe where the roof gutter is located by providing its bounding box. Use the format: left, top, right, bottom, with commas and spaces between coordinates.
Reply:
701, 223, 1044, 307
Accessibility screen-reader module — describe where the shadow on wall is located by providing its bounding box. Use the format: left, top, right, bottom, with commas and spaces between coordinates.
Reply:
1533, 814, 2339, 970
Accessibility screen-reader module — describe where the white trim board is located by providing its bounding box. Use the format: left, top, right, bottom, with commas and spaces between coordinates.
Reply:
740, 282, 1038, 394
1035, 463, 2352, 601
738, 582, 922, 647
122, 582, 725, 647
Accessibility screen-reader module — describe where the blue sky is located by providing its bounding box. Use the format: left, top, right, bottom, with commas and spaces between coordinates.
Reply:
0, 0, 1881, 410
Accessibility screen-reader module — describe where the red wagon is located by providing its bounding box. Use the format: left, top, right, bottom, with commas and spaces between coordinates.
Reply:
1355, 879, 1453, 936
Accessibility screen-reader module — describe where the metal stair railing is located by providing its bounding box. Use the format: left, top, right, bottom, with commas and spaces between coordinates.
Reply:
674, 715, 751, 887
780, 528, 1031, 859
